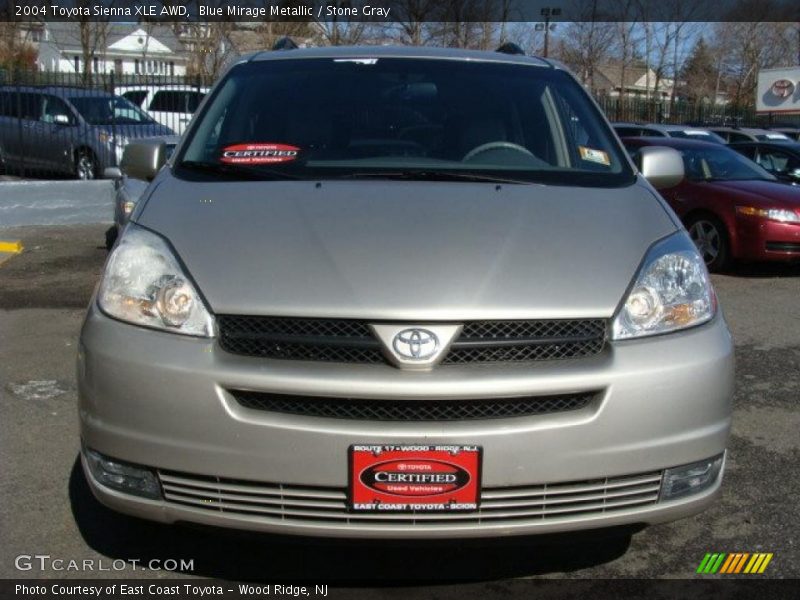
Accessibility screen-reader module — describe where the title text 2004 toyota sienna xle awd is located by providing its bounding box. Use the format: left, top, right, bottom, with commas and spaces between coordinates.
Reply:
77, 46, 733, 539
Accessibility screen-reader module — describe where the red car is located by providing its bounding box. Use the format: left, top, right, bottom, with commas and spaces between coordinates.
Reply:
623, 137, 800, 271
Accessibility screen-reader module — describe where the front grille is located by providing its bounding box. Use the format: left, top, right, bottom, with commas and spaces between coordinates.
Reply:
766, 242, 800, 253
158, 470, 662, 527
444, 319, 607, 364
229, 390, 598, 421
217, 316, 385, 363
218, 316, 607, 366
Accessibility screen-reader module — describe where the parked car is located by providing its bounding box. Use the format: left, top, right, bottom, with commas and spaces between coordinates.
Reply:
103, 135, 180, 249
116, 85, 209, 135
766, 126, 800, 141
623, 137, 800, 271
612, 122, 726, 144
729, 142, 800, 185
0, 86, 174, 179
79, 46, 733, 540
705, 126, 792, 144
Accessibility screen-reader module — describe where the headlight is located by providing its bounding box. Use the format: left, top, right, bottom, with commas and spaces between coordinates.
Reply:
612, 232, 716, 340
736, 206, 800, 223
97, 132, 129, 147
98, 224, 214, 337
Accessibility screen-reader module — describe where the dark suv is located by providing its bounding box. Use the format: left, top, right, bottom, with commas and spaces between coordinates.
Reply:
0, 86, 174, 179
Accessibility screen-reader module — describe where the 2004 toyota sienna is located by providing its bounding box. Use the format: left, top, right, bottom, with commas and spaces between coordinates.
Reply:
77, 46, 734, 539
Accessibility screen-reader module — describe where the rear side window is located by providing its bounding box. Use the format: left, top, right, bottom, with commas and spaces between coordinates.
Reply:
0, 91, 15, 117
122, 90, 148, 107
614, 126, 642, 137
151, 91, 204, 113
728, 132, 751, 143
733, 145, 756, 159
181, 58, 633, 186
2, 92, 43, 120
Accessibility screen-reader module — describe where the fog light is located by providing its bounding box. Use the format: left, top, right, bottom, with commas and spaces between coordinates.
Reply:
661, 454, 724, 501
83, 446, 161, 499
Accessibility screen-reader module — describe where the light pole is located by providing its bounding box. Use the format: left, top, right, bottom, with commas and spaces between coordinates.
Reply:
535, 7, 560, 58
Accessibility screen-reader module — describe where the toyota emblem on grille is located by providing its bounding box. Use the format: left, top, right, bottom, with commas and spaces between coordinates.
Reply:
393, 328, 439, 360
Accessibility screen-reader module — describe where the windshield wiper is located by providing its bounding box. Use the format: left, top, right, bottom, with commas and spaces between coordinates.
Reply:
179, 161, 300, 181
330, 170, 533, 185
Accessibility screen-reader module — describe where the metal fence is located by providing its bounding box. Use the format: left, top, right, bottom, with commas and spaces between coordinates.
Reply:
1, 68, 798, 180
0, 69, 206, 179
594, 94, 800, 128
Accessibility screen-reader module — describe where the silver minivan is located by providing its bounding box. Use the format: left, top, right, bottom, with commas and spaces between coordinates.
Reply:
78, 46, 733, 539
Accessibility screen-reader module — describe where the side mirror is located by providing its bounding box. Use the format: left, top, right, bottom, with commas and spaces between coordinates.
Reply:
638, 146, 685, 190
103, 167, 123, 179
120, 140, 168, 181
53, 114, 71, 125
790, 168, 800, 181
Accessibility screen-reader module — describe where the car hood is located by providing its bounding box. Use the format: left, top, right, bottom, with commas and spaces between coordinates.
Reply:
136, 177, 677, 320
99, 123, 175, 138
707, 179, 800, 206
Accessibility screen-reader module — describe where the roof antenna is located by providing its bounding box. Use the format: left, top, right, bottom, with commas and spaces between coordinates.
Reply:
496, 42, 525, 56
272, 37, 299, 51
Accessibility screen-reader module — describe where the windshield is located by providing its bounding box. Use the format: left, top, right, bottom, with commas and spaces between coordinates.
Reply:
179, 58, 633, 186
668, 130, 726, 144
68, 95, 155, 125
680, 145, 776, 182
755, 133, 790, 142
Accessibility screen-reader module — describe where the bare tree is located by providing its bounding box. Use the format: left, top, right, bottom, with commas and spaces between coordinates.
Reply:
0, 3, 42, 77
712, 20, 797, 108
75, 0, 110, 84
314, 0, 371, 46
556, 1, 616, 92
391, 0, 443, 46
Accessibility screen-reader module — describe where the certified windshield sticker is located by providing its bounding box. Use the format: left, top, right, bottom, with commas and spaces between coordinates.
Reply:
579, 146, 611, 166
220, 143, 299, 165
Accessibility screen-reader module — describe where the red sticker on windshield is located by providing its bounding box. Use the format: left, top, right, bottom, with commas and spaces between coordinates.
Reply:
220, 143, 299, 165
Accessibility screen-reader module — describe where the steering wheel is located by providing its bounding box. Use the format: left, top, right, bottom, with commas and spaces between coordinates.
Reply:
463, 141, 535, 162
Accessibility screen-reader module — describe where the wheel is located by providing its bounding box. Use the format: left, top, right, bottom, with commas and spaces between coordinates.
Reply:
687, 215, 730, 272
74, 149, 97, 180
105, 226, 118, 251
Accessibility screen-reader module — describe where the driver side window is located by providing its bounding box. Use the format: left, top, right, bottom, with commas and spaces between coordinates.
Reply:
42, 96, 73, 125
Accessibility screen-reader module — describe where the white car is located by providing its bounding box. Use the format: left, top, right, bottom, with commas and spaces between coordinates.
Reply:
115, 85, 209, 134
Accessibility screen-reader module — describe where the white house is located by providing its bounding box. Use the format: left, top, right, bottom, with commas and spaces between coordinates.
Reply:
36, 23, 189, 77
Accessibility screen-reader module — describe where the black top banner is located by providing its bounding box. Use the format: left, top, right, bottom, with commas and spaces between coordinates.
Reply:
2, 0, 800, 23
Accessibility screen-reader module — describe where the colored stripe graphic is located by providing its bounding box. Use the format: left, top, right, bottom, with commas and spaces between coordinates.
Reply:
700, 553, 773, 574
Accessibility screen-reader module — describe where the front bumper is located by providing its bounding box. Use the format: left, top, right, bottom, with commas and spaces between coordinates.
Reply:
735, 215, 800, 261
78, 306, 734, 538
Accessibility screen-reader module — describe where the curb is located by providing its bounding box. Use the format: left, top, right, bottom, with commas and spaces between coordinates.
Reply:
0, 240, 23, 254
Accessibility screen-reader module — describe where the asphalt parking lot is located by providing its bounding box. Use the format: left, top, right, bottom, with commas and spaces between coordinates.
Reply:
1, 223, 799, 587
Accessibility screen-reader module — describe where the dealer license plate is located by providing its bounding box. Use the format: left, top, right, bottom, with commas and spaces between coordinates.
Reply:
349, 444, 481, 512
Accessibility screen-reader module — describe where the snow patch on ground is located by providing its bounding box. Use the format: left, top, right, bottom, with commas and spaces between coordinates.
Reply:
0, 180, 113, 228
8, 380, 67, 401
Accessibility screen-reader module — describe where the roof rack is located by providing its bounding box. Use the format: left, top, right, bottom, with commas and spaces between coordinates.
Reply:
272, 37, 299, 51
495, 42, 525, 56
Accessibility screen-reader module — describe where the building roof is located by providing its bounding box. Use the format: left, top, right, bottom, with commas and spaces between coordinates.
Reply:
42, 22, 184, 55
594, 63, 674, 91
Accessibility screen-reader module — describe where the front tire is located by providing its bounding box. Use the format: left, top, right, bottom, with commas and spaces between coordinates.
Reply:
75, 149, 97, 180
104, 226, 118, 251
687, 215, 730, 272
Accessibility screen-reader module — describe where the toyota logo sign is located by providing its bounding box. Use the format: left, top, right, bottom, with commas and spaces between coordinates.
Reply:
393, 328, 439, 360
770, 79, 795, 99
